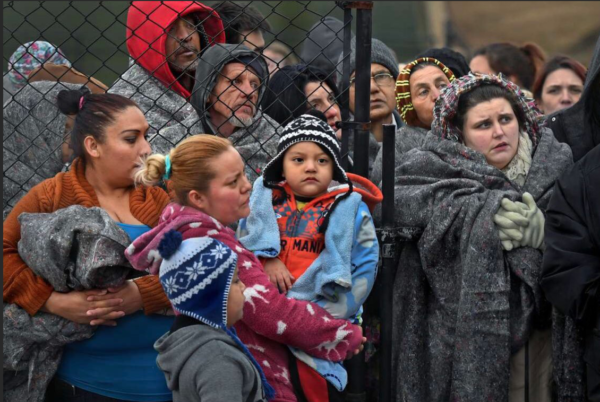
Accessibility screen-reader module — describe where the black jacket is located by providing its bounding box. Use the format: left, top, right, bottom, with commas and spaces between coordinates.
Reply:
546, 34, 600, 162
541, 143, 600, 398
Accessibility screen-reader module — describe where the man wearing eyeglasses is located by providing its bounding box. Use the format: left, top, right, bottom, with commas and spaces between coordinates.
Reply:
336, 38, 403, 178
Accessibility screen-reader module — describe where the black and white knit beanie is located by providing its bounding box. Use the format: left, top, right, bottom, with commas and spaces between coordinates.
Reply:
262, 112, 349, 188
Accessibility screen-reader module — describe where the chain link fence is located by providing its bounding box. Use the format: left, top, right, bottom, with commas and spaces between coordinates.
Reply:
3, 1, 388, 400
3, 1, 366, 217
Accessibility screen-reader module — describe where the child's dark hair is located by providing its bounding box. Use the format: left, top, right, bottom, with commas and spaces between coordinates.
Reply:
453, 84, 525, 138
57, 87, 139, 161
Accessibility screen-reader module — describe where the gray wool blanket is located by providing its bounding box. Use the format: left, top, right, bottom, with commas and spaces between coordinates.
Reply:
388, 128, 573, 402
3, 205, 133, 402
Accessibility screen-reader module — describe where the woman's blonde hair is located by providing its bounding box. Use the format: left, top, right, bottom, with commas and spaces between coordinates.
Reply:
135, 135, 233, 204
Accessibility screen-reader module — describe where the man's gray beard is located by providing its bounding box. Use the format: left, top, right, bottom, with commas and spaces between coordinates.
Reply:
229, 113, 255, 128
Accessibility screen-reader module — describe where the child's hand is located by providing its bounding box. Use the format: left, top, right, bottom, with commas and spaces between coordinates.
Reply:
263, 258, 295, 293
346, 325, 366, 359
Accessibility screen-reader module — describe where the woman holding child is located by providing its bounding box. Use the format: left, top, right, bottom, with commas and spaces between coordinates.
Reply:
388, 73, 573, 401
127, 124, 369, 402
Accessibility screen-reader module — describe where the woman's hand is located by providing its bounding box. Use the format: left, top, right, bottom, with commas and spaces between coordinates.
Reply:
263, 258, 295, 293
85, 280, 143, 324
345, 325, 366, 360
493, 194, 545, 251
41, 289, 125, 326
519, 193, 546, 250
494, 197, 528, 251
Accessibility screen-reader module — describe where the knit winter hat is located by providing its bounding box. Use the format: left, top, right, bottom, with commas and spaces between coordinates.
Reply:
262, 113, 349, 188
8, 41, 71, 89
395, 57, 456, 127
416, 47, 470, 78
335, 38, 399, 89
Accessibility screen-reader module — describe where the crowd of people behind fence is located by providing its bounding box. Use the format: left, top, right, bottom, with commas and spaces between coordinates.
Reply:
3, 1, 599, 402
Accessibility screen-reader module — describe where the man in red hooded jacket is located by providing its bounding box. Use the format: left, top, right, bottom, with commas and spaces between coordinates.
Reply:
109, 1, 226, 154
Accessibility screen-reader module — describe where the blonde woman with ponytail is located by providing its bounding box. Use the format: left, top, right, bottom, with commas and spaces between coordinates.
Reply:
126, 134, 367, 402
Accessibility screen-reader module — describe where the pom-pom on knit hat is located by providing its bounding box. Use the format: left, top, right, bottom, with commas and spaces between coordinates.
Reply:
157, 232, 276, 400
395, 57, 456, 128
262, 111, 349, 189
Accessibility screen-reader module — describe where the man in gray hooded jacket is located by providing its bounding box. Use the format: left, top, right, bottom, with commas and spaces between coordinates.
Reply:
162, 43, 280, 183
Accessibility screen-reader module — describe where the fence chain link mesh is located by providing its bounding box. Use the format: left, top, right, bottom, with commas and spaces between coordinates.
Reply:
3, 1, 354, 219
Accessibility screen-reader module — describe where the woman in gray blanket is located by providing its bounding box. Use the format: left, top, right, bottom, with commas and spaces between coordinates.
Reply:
388, 73, 574, 402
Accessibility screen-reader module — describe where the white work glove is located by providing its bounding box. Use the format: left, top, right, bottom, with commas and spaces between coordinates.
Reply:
493, 193, 545, 251
494, 198, 527, 251
518, 193, 545, 250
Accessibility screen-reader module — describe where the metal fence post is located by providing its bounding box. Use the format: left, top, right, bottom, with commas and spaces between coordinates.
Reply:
378, 124, 397, 402
339, 3, 353, 172
351, 2, 373, 178
343, 2, 372, 401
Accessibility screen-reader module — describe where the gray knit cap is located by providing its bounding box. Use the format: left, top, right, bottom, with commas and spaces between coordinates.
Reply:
335, 38, 399, 89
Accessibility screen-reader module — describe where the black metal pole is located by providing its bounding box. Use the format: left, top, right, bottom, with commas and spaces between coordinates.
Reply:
340, 5, 353, 171
344, 3, 372, 401
378, 124, 397, 402
352, 3, 372, 178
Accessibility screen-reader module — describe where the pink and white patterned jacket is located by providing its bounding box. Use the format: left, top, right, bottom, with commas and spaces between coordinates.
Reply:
125, 203, 364, 402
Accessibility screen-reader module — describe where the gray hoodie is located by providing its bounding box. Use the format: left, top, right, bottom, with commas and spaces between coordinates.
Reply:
154, 323, 266, 402
160, 43, 280, 183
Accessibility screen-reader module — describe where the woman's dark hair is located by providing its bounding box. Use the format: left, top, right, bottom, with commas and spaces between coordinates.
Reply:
473, 42, 546, 90
453, 84, 526, 135
261, 64, 340, 126
57, 87, 139, 161
531, 55, 587, 101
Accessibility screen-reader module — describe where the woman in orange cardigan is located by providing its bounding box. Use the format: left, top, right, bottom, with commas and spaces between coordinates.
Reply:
3, 87, 173, 402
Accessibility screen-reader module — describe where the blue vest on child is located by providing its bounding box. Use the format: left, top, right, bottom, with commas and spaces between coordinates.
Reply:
56, 223, 173, 401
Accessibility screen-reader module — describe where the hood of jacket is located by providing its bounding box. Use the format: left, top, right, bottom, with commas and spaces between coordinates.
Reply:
190, 43, 269, 130
301, 17, 349, 79
154, 323, 239, 391
431, 72, 543, 146
126, 1, 226, 99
